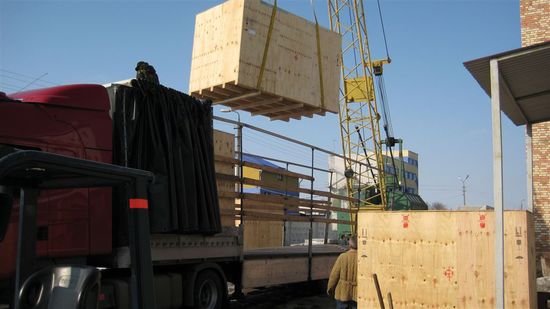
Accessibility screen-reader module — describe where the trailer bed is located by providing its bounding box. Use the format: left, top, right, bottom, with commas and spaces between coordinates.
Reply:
242, 244, 346, 289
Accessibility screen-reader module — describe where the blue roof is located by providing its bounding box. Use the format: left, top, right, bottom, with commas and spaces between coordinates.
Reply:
243, 187, 299, 197
242, 154, 282, 169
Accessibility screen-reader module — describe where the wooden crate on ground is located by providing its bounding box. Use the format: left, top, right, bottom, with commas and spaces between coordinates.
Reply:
357, 210, 536, 309
213, 130, 236, 227
189, 0, 341, 121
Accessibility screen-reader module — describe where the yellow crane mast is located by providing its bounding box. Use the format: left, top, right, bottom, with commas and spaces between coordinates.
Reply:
327, 0, 390, 223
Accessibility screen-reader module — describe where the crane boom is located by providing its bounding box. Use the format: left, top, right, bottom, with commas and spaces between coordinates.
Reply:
328, 0, 388, 224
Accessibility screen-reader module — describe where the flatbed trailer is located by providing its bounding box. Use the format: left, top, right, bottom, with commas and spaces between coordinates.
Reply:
0, 80, 361, 308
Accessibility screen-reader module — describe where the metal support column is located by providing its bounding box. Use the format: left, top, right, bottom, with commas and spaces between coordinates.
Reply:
307, 147, 315, 281
283, 162, 290, 246
490, 58, 505, 309
13, 188, 39, 307
526, 123, 534, 212
324, 171, 334, 244
128, 179, 156, 309
237, 123, 244, 230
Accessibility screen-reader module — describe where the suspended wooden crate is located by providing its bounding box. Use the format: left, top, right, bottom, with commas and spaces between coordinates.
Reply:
357, 210, 536, 309
189, 0, 341, 121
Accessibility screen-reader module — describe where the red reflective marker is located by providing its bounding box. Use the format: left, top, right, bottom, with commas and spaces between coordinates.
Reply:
129, 198, 148, 209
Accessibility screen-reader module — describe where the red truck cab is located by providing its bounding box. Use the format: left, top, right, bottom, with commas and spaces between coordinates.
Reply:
0, 84, 114, 279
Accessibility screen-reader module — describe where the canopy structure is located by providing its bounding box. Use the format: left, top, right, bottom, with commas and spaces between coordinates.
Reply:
464, 40, 550, 309
464, 41, 550, 126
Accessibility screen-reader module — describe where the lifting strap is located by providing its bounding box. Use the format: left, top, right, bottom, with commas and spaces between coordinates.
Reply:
256, 0, 278, 90
314, 12, 325, 110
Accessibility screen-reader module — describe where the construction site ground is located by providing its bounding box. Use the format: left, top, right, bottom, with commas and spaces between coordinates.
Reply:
230, 282, 335, 308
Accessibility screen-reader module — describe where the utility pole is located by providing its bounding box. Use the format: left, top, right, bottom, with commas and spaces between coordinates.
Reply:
458, 175, 469, 206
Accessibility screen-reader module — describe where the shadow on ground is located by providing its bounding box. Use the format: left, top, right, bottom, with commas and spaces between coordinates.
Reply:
230, 282, 336, 309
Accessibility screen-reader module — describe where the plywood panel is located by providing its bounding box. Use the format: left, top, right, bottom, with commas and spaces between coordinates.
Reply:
242, 255, 339, 288
213, 130, 236, 227
242, 207, 283, 249
189, 0, 341, 120
357, 211, 536, 309
242, 257, 308, 288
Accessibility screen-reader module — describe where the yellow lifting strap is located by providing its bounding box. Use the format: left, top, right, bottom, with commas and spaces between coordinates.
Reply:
256, 0, 278, 90
313, 12, 325, 110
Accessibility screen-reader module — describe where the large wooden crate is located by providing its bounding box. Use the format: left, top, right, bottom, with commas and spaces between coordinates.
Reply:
189, 0, 341, 121
357, 211, 536, 309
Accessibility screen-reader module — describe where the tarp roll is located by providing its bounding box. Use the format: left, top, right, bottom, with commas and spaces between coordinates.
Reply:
113, 80, 221, 235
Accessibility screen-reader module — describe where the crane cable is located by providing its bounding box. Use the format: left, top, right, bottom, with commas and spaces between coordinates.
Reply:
374, 0, 400, 204
376, 0, 391, 61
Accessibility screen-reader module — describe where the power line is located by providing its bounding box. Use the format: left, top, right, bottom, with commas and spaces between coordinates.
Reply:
0, 82, 21, 91
0, 74, 53, 88
17, 73, 49, 92
0, 69, 58, 85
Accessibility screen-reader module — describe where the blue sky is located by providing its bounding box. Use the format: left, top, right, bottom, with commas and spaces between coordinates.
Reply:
0, 0, 526, 209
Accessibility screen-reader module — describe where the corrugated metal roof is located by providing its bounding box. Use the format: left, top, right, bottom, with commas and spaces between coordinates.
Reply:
464, 41, 550, 126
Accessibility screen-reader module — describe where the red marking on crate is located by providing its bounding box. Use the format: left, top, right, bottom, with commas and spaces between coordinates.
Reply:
402, 215, 409, 228
479, 214, 486, 228
129, 198, 148, 209
443, 267, 454, 281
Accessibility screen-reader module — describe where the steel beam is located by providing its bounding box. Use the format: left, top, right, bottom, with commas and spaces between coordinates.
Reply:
490, 58, 505, 309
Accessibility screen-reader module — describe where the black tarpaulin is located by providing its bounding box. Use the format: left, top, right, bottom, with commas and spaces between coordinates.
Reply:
112, 80, 221, 235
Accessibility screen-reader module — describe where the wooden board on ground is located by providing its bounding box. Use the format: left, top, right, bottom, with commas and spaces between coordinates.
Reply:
189, 0, 341, 121
357, 210, 536, 309
213, 130, 236, 227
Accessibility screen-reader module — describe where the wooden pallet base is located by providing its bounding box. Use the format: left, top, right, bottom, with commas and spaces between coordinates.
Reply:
191, 81, 334, 122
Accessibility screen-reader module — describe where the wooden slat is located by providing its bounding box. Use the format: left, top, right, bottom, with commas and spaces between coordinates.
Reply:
214, 155, 239, 165
222, 82, 248, 94
241, 192, 330, 206
238, 199, 353, 214
238, 202, 300, 213
213, 91, 262, 106
243, 161, 315, 182
211, 85, 237, 97
218, 190, 239, 199
221, 209, 353, 225
236, 196, 351, 214
200, 88, 226, 99
216, 172, 358, 203
252, 102, 302, 116
214, 155, 315, 181
217, 191, 329, 208
228, 98, 274, 110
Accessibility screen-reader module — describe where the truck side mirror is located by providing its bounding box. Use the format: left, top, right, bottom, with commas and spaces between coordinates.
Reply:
0, 185, 13, 241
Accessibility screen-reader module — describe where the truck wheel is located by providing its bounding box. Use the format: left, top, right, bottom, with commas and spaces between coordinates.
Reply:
194, 270, 224, 309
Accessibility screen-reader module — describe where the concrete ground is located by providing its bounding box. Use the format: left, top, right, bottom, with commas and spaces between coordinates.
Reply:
272, 294, 336, 309
230, 282, 336, 309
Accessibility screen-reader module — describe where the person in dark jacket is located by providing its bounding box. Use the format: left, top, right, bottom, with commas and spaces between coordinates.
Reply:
327, 235, 357, 309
